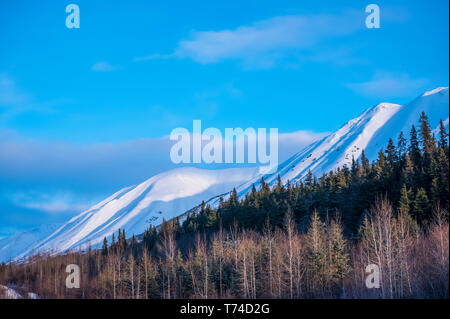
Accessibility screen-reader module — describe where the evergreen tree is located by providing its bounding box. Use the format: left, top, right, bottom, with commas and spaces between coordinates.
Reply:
361, 150, 370, 174
305, 211, 327, 295
275, 174, 283, 192
121, 229, 127, 249
409, 125, 421, 169
398, 185, 419, 237
230, 188, 239, 207
436, 147, 449, 206
413, 188, 430, 222
398, 184, 412, 215
438, 119, 448, 150
327, 217, 350, 296
397, 131, 407, 159
418, 112, 436, 189
375, 150, 386, 179
418, 112, 435, 155
118, 229, 123, 251
218, 196, 224, 210
385, 138, 397, 172
305, 170, 313, 188
101, 237, 108, 256
401, 154, 414, 187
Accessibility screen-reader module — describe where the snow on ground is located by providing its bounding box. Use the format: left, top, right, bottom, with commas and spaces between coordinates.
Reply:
27, 292, 40, 299
0, 285, 40, 299
0, 285, 22, 299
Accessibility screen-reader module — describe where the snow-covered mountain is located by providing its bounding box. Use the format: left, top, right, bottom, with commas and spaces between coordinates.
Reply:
1, 87, 448, 262
12, 167, 259, 261
215, 87, 449, 201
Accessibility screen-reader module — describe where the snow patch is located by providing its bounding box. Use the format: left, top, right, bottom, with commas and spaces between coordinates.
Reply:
0, 285, 22, 299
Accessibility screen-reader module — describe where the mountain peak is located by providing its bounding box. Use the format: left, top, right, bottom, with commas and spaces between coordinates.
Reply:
12, 166, 259, 260
375, 102, 402, 110
422, 86, 449, 97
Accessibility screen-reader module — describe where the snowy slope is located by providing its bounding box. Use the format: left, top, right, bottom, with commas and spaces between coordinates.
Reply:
364, 87, 449, 160
211, 87, 449, 202
1, 87, 448, 262
0, 224, 60, 262
13, 167, 259, 260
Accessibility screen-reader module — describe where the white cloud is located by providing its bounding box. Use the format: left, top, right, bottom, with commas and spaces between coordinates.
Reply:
91, 61, 118, 72
346, 71, 429, 99
11, 191, 91, 214
135, 6, 410, 69
139, 11, 363, 68
174, 14, 361, 64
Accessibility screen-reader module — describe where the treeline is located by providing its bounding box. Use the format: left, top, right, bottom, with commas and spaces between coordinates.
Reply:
0, 112, 448, 299
180, 112, 449, 235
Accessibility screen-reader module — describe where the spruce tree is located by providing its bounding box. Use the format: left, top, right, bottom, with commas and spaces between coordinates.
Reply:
327, 217, 350, 296
418, 112, 435, 155
438, 119, 448, 150
276, 174, 283, 192
398, 185, 419, 237
401, 154, 414, 187
101, 237, 108, 256
430, 177, 440, 203
397, 131, 407, 159
121, 229, 127, 249
375, 150, 386, 179
305, 211, 327, 295
399, 184, 412, 215
409, 125, 421, 169
436, 147, 449, 206
418, 112, 436, 189
413, 188, 430, 222
230, 188, 239, 207
385, 138, 397, 172
305, 170, 313, 188
361, 150, 370, 174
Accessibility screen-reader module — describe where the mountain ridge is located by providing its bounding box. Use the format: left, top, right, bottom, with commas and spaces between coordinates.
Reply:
211, 87, 448, 205
1, 86, 448, 262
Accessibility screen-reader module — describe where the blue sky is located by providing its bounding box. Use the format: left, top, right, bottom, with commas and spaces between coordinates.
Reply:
0, 0, 448, 236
